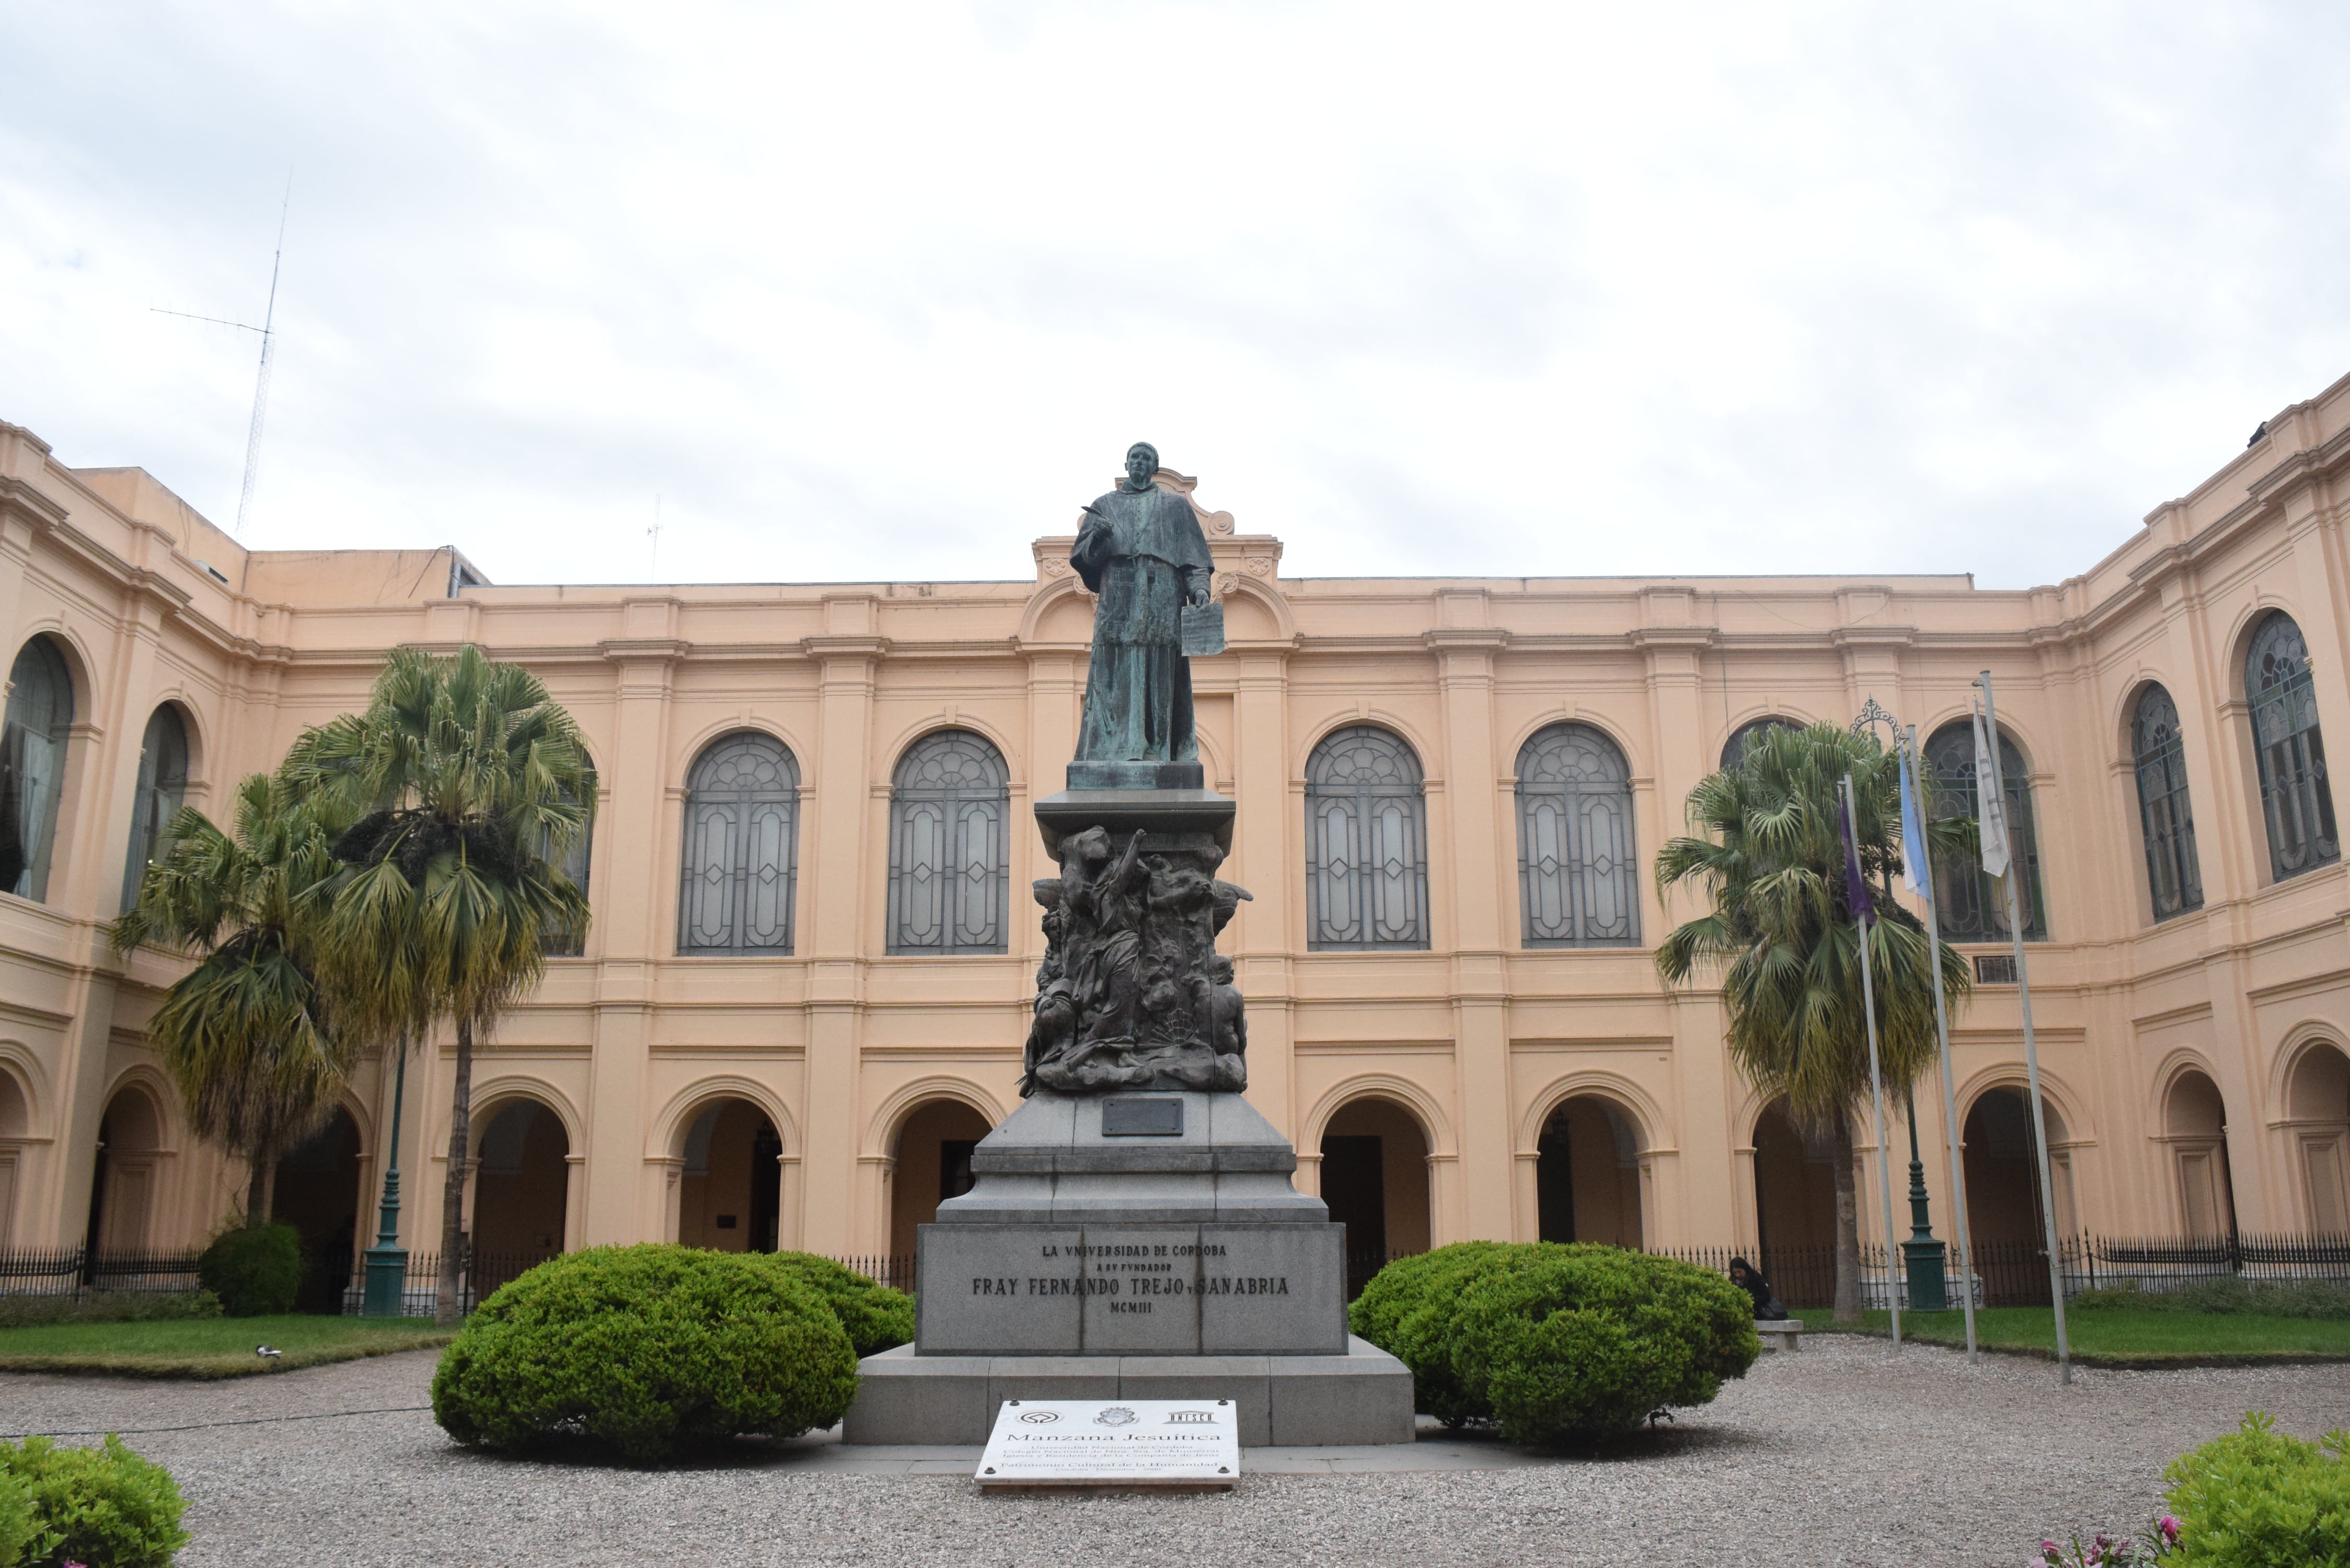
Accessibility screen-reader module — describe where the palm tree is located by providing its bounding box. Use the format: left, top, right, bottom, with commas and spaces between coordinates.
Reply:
109, 772, 356, 1228
284, 645, 591, 1324
1654, 722, 1972, 1321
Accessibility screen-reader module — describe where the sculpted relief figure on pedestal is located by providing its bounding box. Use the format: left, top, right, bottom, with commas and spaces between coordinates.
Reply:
1020, 443, 1251, 1096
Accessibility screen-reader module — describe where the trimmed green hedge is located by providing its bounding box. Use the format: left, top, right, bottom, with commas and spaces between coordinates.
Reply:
431, 1245, 859, 1463
0, 1291, 221, 1329
761, 1253, 913, 1358
197, 1224, 303, 1318
2163, 1412, 2350, 1566
1350, 1241, 1761, 1445
0, 1435, 189, 1568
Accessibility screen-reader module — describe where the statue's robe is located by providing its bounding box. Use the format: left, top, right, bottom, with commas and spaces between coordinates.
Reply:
1071, 480, 1214, 763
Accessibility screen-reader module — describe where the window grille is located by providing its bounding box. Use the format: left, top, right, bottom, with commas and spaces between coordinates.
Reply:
1, 638, 73, 903
888, 730, 1009, 955
1304, 725, 1430, 950
1515, 723, 1640, 948
678, 732, 800, 954
1923, 720, 2047, 941
1721, 715, 1799, 770
2246, 612, 2340, 881
2129, 685, 2202, 920
120, 705, 190, 913
1973, 953, 2018, 984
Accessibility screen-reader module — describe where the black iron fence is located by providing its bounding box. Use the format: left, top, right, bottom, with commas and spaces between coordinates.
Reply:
0, 1247, 203, 1297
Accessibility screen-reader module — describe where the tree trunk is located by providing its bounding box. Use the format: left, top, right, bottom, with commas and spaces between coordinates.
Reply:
437, 1016, 475, 1327
245, 1139, 272, 1229
1829, 1109, 1862, 1323
260, 1145, 280, 1229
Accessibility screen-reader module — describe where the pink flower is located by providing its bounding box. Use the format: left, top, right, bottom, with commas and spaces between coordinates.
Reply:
2160, 1517, 2181, 1543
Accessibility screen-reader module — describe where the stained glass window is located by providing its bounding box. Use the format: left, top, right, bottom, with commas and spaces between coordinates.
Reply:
1305, 726, 1430, 950
2245, 612, 2340, 881
1923, 720, 2046, 941
678, 733, 800, 954
2130, 685, 2202, 919
1516, 724, 1639, 947
888, 730, 1009, 955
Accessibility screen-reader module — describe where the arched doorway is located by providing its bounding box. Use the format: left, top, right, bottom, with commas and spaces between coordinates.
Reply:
83, 1086, 165, 1257
472, 1100, 569, 1293
273, 1107, 362, 1313
1750, 1100, 1839, 1306
889, 1098, 992, 1269
1962, 1086, 2075, 1303
2162, 1070, 2235, 1242
0, 1069, 28, 1246
1535, 1096, 1645, 1248
2286, 1041, 2350, 1233
677, 1098, 780, 1253
1318, 1097, 1434, 1297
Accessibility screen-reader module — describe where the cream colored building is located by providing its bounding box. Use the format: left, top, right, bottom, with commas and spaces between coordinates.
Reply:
6, 375, 2350, 1296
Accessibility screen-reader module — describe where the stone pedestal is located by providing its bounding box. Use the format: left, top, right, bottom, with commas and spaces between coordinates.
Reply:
839, 777, 1418, 1447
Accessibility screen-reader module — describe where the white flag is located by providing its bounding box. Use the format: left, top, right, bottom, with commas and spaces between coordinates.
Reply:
1973, 707, 2011, 879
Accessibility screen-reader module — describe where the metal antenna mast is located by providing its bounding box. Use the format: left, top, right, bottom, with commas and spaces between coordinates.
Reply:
151, 174, 291, 537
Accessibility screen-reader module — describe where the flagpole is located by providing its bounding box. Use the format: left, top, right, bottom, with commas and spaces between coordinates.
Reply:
1975, 672, 2071, 1384
1905, 725, 1979, 1363
1844, 772, 1904, 1350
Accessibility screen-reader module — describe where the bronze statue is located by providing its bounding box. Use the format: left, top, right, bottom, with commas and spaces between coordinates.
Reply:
1072, 442, 1215, 767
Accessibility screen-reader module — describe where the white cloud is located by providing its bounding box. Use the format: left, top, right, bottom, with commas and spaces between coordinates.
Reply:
2, 0, 2345, 589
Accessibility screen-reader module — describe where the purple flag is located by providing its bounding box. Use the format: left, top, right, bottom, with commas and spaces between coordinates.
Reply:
1841, 786, 1876, 928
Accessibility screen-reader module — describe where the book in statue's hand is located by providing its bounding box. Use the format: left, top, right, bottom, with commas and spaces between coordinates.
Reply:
1180, 601, 1226, 658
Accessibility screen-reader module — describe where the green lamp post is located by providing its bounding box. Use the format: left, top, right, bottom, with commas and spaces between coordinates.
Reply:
361, 1043, 409, 1318
1900, 1085, 1949, 1311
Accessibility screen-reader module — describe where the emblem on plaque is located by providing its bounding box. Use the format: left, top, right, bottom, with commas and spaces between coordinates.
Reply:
1019, 1410, 1060, 1424
1165, 1410, 1216, 1424
1092, 1406, 1140, 1427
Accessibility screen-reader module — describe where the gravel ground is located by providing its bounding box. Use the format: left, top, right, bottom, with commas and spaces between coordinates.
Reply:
3, 1337, 2342, 1567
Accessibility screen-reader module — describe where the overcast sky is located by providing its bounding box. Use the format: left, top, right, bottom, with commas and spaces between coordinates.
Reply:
4, 2, 2346, 591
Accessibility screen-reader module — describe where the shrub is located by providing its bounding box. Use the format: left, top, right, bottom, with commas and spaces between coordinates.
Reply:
1349, 1241, 1514, 1427
0, 1292, 221, 1329
1351, 1241, 1760, 1445
2076, 1278, 2350, 1319
761, 1253, 914, 1357
0, 1435, 189, 1568
432, 1244, 859, 1463
197, 1224, 303, 1317
0, 1470, 34, 1568
2161, 1412, 2350, 1566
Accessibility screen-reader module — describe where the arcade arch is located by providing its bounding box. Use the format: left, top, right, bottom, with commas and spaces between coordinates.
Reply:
83, 1083, 168, 1254
471, 1098, 571, 1284
2161, 1068, 2234, 1242
1316, 1095, 1433, 1297
1534, 1094, 1647, 1248
675, 1098, 781, 1253
272, 1106, 363, 1312
1961, 1086, 2078, 1250
888, 1097, 993, 1264
1750, 1099, 1839, 1258
2285, 1040, 2350, 1233
0, 1067, 28, 1244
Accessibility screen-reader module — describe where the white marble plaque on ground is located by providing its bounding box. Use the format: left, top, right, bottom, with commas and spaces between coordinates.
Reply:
975, 1399, 1239, 1490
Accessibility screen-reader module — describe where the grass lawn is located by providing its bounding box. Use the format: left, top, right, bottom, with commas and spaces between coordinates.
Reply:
0, 1315, 454, 1379
1801, 1307, 2350, 1366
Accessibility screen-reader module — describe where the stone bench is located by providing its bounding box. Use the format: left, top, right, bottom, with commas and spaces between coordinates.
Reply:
1754, 1319, 1804, 1352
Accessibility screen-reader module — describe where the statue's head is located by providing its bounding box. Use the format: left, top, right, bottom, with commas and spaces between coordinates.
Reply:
1125, 442, 1159, 487
1212, 955, 1234, 984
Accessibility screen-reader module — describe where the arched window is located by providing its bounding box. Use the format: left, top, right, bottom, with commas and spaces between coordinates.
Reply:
2130, 685, 2202, 920
1515, 723, 1639, 947
1721, 715, 1799, 771
888, 729, 1009, 955
1304, 726, 1430, 950
1923, 720, 2045, 941
1, 638, 73, 903
678, 732, 800, 954
120, 705, 190, 912
2246, 612, 2340, 881
544, 754, 596, 958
